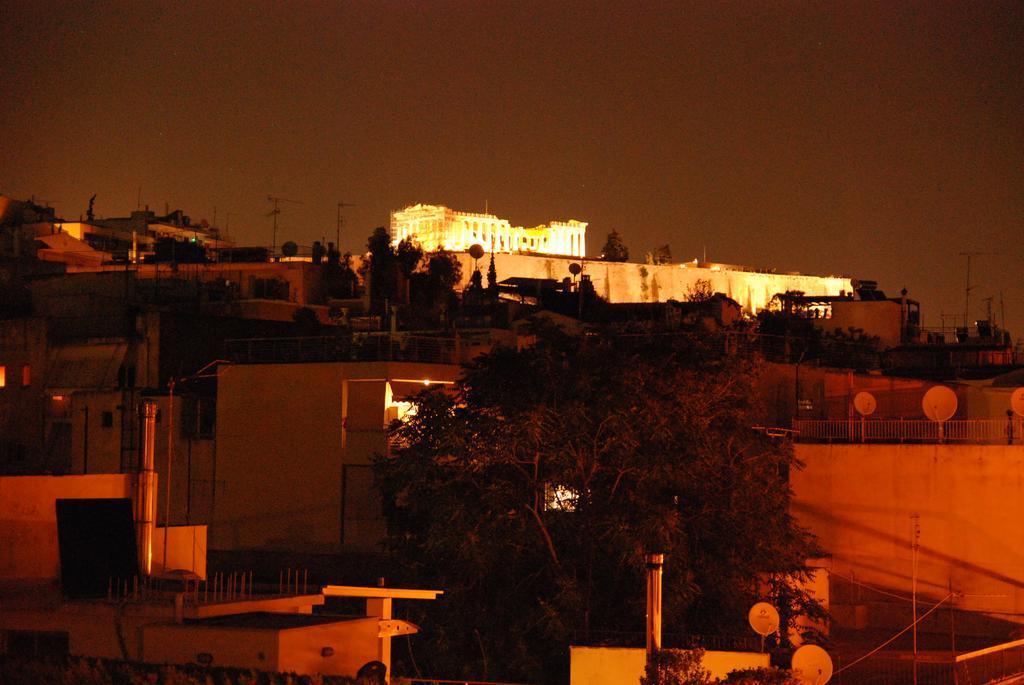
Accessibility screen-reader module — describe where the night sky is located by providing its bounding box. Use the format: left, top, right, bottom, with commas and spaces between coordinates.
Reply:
3, 1, 1021, 333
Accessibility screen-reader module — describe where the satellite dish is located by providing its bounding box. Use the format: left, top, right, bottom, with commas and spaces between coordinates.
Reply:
922, 386, 958, 422
1011, 388, 1024, 418
853, 391, 877, 417
791, 644, 833, 685
468, 244, 485, 260
748, 602, 780, 637
568, 263, 582, 276
281, 240, 298, 257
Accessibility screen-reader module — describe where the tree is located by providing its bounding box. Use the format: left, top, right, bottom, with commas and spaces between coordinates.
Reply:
361, 226, 397, 310
486, 251, 498, 295
408, 249, 464, 328
375, 326, 822, 683
684, 279, 715, 304
600, 230, 630, 262
647, 244, 672, 265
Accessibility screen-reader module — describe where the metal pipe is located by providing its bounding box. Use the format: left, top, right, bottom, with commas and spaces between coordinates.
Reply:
135, 400, 158, 575
646, 553, 665, 663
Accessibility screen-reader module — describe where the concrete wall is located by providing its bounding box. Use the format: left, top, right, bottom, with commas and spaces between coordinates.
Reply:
213, 360, 459, 553
454, 253, 851, 313
1, 600, 175, 660
823, 300, 904, 348
0, 474, 133, 580
277, 618, 380, 677
143, 623, 279, 669
792, 443, 1024, 618
568, 646, 769, 685
0, 318, 50, 470
152, 525, 207, 578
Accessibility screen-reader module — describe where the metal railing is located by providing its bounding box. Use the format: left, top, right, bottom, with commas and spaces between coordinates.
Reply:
395, 680, 534, 685
570, 629, 761, 652
223, 334, 473, 365
833, 655, 954, 684
953, 637, 1024, 684
794, 419, 1024, 445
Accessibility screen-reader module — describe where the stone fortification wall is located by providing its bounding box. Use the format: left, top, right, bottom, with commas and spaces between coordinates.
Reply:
455, 253, 852, 314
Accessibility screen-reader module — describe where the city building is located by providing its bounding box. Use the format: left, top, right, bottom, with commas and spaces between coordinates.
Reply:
390, 203, 588, 257
212, 349, 466, 554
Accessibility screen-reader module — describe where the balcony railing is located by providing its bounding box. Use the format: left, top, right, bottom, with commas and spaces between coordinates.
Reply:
223, 334, 482, 365
954, 637, 1024, 684
794, 418, 1024, 444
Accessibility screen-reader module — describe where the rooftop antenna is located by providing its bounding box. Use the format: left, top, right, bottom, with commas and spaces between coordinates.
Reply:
336, 201, 356, 249
267, 196, 303, 259
1000, 290, 1006, 332
959, 252, 996, 328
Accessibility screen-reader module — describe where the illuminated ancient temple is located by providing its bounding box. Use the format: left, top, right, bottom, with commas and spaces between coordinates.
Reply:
390, 203, 587, 257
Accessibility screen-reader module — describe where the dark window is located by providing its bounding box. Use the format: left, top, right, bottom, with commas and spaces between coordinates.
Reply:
101, 411, 114, 428
56, 498, 138, 598
3, 630, 69, 661
182, 396, 216, 439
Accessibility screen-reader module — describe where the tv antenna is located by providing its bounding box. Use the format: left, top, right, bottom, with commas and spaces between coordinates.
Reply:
267, 196, 303, 259
958, 252, 996, 328
336, 201, 356, 249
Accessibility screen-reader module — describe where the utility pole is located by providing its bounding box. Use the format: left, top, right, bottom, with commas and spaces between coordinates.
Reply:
912, 514, 921, 685
267, 196, 303, 260
336, 201, 356, 249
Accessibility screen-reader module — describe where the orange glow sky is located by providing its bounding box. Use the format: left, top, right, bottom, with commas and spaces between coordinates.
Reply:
2, 1, 1021, 333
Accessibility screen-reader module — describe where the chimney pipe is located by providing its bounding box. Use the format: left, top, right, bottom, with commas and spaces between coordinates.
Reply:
646, 553, 665, 662
135, 399, 158, 576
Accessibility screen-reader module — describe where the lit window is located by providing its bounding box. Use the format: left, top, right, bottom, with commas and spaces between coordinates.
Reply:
544, 484, 578, 512
21, 365, 30, 387
0, 365, 5, 388
384, 400, 416, 426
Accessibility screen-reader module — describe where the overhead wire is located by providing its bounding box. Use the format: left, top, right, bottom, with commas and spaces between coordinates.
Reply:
833, 592, 955, 675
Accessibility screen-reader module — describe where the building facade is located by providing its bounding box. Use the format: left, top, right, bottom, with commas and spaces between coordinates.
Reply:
390, 204, 587, 257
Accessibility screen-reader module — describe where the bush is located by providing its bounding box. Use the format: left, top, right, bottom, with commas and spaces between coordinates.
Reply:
721, 666, 800, 684
639, 649, 713, 685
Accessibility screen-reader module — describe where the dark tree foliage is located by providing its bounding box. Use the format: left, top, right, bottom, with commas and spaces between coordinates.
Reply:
408, 249, 463, 328
360, 227, 423, 313
600, 230, 630, 262
640, 649, 712, 685
486, 251, 498, 294
396, 238, 424, 279
375, 327, 822, 683
648, 243, 673, 265
361, 226, 397, 308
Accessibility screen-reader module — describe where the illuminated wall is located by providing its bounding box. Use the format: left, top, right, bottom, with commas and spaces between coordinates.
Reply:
792, 443, 1024, 622
213, 360, 460, 553
390, 204, 587, 257
453, 253, 853, 315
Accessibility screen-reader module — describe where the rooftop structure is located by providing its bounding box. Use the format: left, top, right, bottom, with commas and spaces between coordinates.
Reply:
390, 203, 587, 257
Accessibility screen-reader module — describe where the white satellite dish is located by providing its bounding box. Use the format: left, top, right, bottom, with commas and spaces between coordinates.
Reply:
853, 391, 877, 417
791, 644, 833, 685
922, 386, 958, 422
748, 602, 780, 637
1011, 388, 1024, 418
